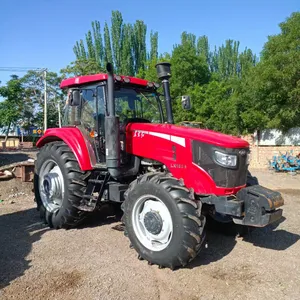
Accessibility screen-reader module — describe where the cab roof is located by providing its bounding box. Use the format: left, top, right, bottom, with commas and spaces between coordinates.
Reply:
60, 73, 152, 89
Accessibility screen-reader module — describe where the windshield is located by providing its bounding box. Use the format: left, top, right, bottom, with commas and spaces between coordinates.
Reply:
63, 85, 164, 128
114, 88, 163, 123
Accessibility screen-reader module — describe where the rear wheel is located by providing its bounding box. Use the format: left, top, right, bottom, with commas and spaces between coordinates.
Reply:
122, 173, 206, 269
34, 142, 90, 229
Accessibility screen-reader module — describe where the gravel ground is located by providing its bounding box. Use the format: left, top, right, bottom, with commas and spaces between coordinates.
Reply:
0, 169, 300, 300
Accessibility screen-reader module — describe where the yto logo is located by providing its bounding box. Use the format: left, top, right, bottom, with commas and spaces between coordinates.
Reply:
134, 130, 146, 138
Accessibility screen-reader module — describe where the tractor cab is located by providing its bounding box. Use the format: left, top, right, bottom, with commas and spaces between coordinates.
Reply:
61, 74, 165, 165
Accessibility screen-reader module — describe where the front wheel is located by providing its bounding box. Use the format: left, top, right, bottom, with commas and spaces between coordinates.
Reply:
122, 173, 206, 269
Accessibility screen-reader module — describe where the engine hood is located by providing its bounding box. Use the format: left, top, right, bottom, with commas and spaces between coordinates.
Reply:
126, 123, 249, 149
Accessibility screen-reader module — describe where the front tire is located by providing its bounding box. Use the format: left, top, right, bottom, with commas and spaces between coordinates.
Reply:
34, 142, 90, 229
122, 173, 206, 269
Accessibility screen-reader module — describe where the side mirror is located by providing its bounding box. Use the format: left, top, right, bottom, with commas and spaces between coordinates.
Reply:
70, 89, 81, 106
181, 95, 191, 110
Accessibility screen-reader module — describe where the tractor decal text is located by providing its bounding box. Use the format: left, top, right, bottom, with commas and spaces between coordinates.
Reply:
133, 130, 186, 147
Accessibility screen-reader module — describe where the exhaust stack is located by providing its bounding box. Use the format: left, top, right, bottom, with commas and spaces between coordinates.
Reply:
105, 63, 120, 172
156, 62, 174, 124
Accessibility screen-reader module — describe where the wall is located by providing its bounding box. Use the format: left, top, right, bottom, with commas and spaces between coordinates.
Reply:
254, 128, 300, 146
0, 137, 19, 148
242, 134, 300, 169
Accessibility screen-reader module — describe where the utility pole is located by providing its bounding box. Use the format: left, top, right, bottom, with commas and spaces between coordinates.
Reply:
43, 69, 47, 132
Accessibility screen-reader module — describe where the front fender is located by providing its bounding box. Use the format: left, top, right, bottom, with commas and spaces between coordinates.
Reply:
36, 127, 96, 171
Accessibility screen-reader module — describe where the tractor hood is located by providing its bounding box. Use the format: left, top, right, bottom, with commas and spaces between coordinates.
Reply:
126, 123, 249, 149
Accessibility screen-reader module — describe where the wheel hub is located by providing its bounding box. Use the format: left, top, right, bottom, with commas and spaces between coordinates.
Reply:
43, 172, 62, 198
39, 160, 65, 212
143, 211, 163, 235
132, 196, 173, 251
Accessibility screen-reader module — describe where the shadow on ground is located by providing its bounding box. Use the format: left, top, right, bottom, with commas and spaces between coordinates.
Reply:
188, 216, 299, 269
77, 207, 299, 268
242, 217, 300, 250
0, 153, 30, 168
77, 203, 123, 229
0, 208, 48, 289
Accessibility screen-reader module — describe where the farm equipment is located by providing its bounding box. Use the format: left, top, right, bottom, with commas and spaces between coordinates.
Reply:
34, 62, 284, 269
269, 151, 300, 173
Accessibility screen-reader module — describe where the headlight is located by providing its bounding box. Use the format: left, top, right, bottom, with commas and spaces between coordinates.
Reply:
214, 151, 237, 167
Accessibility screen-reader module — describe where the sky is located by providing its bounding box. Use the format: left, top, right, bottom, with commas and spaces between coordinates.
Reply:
0, 0, 299, 85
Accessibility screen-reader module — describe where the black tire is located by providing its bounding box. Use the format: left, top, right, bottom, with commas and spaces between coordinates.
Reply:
122, 173, 206, 269
34, 141, 90, 229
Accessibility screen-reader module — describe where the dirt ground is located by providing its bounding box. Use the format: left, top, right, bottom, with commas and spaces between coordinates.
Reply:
0, 168, 300, 300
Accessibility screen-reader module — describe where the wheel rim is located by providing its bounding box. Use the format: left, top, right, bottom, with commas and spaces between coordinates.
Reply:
39, 159, 65, 213
132, 195, 173, 251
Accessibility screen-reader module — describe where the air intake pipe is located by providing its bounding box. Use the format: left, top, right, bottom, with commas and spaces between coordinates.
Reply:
105, 63, 120, 174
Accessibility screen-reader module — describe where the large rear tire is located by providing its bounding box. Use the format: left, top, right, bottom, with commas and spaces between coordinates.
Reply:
34, 142, 90, 229
122, 173, 206, 269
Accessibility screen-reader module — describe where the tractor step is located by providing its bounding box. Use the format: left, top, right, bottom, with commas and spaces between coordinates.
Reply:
76, 171, 111, 212
75, 204, 96, 212
88, 179, 104, 184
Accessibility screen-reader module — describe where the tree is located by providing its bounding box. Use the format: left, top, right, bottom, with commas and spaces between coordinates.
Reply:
0, 76, 25, 141
104, 22, 113, 67
120, 24, 134, 75
60, 59, 102, 77
239, 12, 300, 132
64, 11, 155, 77
171, 32, 210, 104
197, 35, 210, 67
149, 31, 158, 61
21, 71, 63, 129
111, 10, 123, 72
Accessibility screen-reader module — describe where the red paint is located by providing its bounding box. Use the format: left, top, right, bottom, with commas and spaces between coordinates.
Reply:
37, 122, 249, 195
36, 127, 95, 170
126, 123, 249, 148
126, 123, 249, 195
60, 73, 152, 89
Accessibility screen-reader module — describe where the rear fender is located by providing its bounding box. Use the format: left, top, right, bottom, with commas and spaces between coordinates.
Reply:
36, 127, 96, 171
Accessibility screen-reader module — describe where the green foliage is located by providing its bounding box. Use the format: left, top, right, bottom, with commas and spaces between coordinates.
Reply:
111, 11, 123, 72
171, 32, 210, 97
25, 10, 299, 136
64, 11, 155, 77
120, 24, 134, 75
149, 31, 158, 61
104, 22, 113, 66
21, 71, 63, 129
239, 12, 300, 132
0, 76, 25, 139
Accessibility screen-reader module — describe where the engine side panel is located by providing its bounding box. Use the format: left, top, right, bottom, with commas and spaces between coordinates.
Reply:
126, 123, 245, 195
36, 127, 96, 171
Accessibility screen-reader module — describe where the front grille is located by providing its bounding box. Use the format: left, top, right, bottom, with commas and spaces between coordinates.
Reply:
192, 140, 249, 188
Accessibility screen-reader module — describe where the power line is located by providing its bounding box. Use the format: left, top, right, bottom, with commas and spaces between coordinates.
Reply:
0, 67, 45, 72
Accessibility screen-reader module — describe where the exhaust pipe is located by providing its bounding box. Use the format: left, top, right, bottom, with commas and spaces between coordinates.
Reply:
155, 62, 174, 124
105, 63, 120, 173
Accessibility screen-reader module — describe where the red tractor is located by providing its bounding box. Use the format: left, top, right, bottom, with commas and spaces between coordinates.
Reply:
34, 63, 284, 269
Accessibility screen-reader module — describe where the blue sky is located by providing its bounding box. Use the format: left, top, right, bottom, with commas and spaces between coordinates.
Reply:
0, 0, 299, 85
